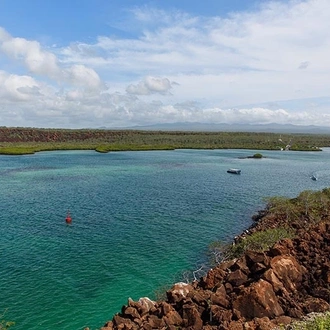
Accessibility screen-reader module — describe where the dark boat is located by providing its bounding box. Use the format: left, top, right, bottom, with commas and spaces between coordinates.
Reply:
227, 168, 241, 174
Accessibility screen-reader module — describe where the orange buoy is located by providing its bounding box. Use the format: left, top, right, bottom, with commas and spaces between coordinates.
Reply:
65, 210, 72, 224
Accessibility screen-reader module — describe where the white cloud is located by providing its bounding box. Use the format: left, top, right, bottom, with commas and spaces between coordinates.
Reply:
1, 0, 330, 128
0, 71, 41, 101
0, 29, 103, 91
65, 64, 104, 91
126, 76, 174, 95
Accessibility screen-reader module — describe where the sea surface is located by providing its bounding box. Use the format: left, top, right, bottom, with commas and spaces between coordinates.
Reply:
1, 148, 330, 330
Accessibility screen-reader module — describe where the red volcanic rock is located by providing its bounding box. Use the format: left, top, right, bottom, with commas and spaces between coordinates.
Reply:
227, 269, 249, 287
182, 303, 203, 329
200, 267, 226, 290
302, 297, 330, 313
100, 220, 330, 330
232, 279, 284, 319
269, 239, 294, 256
166, 282, 194, 304
262, 269, 284, 293
163, 310, 183, 327
270, 255, 303, 292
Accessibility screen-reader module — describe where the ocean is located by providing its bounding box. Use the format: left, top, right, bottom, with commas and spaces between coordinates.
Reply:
1, 148, 330, 329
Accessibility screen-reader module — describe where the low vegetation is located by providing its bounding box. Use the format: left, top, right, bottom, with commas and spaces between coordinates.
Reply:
230, 227, 294, 258
209, 227, 294, 264
265, 188, 330, 226
0, 126, 329, 154
279, 312, 330, 329
0, 310, 14, 329
209, 188, 330, 264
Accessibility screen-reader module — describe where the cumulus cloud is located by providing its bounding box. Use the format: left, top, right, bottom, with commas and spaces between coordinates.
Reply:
65, 64, 104, 90
1, 0, 330, 128
126, 76, 174, 95
0, 28, 103, 91
57, 0, 330, 109
0, 71, 41, 102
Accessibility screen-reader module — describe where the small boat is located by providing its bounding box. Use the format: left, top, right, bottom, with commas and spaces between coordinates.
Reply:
65, 210, 72, 224
227, 168, 241, 174
311, 175, 317, 181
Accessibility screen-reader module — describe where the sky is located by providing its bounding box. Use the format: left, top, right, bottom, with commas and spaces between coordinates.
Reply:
0, 0, 330, 129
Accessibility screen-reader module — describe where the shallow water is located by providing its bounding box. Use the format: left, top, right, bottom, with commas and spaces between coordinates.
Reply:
1, 148, 329, 329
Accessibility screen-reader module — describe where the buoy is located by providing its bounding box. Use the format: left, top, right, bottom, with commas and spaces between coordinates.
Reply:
65, 210, 72, 224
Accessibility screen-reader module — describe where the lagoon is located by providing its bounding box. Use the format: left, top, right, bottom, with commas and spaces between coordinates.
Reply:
1, 148, 330, 329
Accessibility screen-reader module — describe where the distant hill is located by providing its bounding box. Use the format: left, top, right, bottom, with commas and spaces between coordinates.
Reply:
113, 122, 330, 134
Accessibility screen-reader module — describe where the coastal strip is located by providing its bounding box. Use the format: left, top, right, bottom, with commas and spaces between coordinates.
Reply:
98, 188, 330, 329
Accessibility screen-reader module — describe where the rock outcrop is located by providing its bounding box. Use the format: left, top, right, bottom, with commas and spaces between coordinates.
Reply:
100, 220, 330, 330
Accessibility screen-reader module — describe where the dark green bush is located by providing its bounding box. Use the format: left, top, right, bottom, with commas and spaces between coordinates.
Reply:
230, 227, 294, 258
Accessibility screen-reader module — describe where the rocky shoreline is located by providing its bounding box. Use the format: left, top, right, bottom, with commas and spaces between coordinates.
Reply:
98, 191, 330, 330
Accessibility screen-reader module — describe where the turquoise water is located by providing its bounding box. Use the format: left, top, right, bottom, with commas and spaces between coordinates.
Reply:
1, 148, 330, 329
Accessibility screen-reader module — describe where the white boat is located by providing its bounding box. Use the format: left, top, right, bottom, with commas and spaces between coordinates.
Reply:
227, 168, 241, 174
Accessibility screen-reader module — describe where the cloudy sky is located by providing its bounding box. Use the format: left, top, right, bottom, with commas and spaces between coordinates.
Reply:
0, 0, 330, 128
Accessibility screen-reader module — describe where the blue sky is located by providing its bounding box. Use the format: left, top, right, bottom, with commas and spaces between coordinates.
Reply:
0, 0, 329, 128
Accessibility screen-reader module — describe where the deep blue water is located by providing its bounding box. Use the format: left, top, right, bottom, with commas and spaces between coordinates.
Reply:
1, 148, 330, 330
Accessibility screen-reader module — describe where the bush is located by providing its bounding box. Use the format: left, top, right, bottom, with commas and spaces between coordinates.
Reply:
281, 312, 330, 329
0, 310, 14, 329
229, 227, 294, 258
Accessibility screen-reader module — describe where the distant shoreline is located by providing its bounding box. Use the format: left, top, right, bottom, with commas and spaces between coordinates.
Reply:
0, 127, 329, 155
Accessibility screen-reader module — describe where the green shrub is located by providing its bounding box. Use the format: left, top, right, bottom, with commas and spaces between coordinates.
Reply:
0, 310, 14, 329
208, 227, 294, 264
281, 312, 330, 329
230, 227, 294, 258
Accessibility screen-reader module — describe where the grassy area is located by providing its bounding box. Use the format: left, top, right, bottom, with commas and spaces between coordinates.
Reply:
279, 312, 330, 329
229, 227, 295, 257
0, 127, 329, 154
209, 188, 330, 264
208, 227, 294, 265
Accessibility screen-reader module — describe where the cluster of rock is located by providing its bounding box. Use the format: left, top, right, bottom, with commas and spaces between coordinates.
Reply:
100, 221, 330, 330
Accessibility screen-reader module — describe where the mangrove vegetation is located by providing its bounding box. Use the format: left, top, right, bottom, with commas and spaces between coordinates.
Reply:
0, 126, 330, 155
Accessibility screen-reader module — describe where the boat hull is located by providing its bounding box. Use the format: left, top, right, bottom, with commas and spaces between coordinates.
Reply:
227, 169, 241, 174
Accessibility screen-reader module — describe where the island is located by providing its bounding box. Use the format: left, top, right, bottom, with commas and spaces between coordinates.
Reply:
0, 127, 328, 155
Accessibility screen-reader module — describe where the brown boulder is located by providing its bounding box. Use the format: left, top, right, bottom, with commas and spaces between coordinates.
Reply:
182, 303, 203, 330
167, 282, 193, 303
158, 301, 174, 315
211, 291, 230, 308
113, 315, 136, 329
210, 305, 232, 324
228, 320, 244, 329
200, 267, 226, 289
189, 289, 210, 306
100, 321, 114, 330
245, 250, 268, 265
127, 297, 156, 315
122, 307, 141, 320
302, 297, 330, 313
262, 269, 284, 293
163, 310, 183, 326
254, 316, 276, 330
231, 256, 250, 275
269, 239, 294, 257
270, 255, 303, 292
233, 279, 284, 319
227, 269, 249, 287
144, 314, 165, 328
